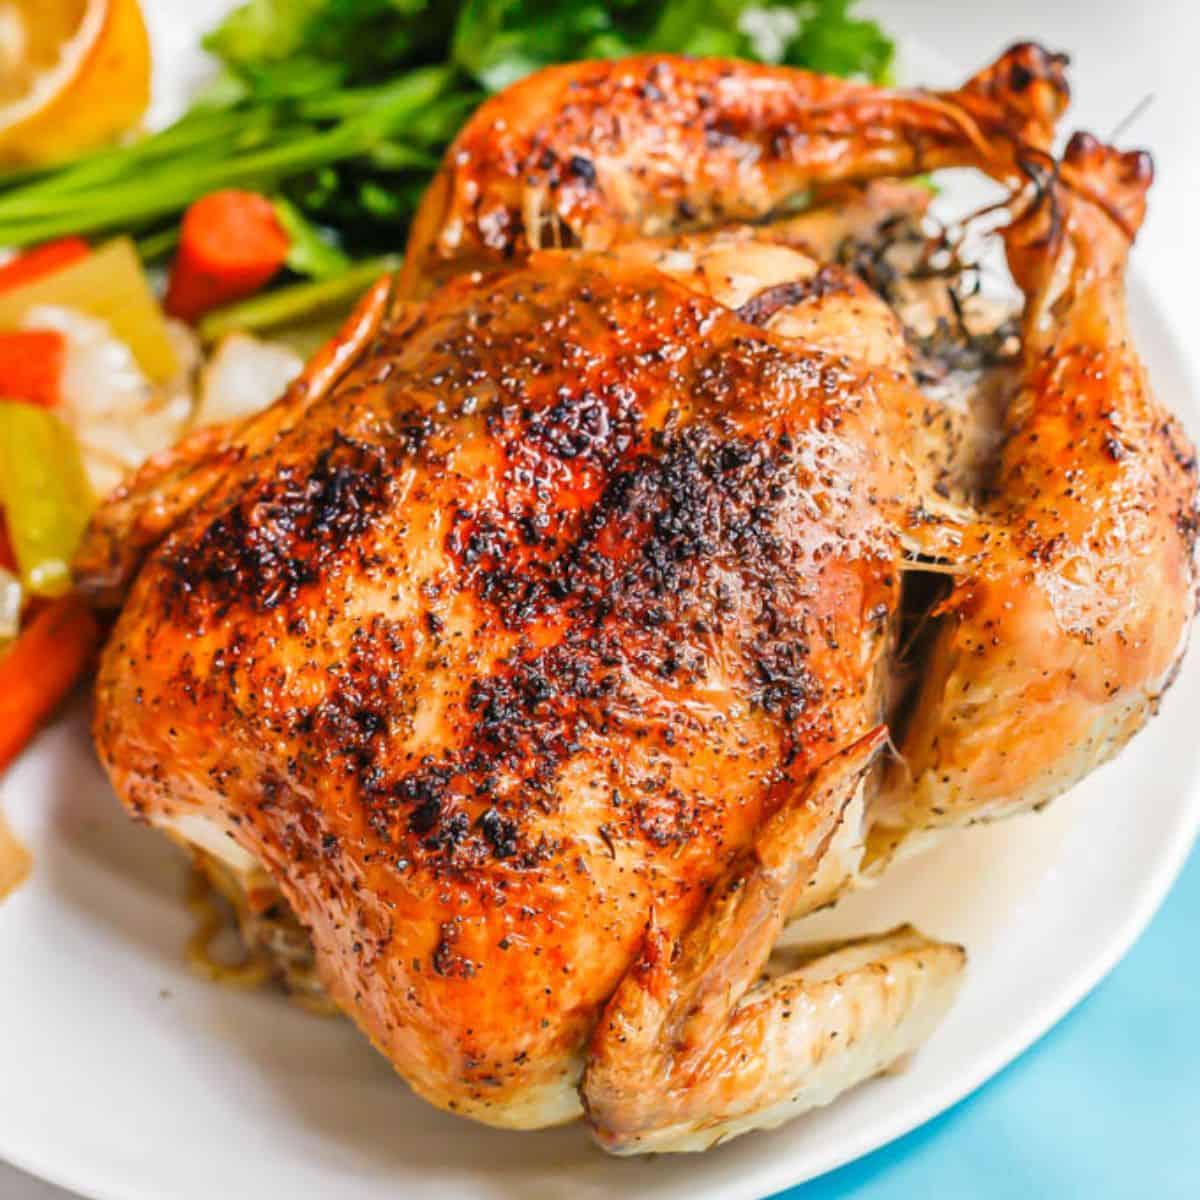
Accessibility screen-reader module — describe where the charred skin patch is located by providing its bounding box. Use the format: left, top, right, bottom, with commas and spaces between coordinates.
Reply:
139, 263, 894, 888
160, 433, 397, 623
345, 269, 892, 870
384, 419, 847, 865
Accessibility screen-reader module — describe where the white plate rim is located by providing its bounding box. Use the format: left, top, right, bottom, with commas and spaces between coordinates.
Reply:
2, 16, 1199, 1200
4, 296, 1198, 1200
4, 670, 1197, 1200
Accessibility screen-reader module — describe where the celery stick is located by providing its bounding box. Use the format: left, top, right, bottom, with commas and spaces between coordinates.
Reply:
0, 403, 93, 597
198, 256, 401, 342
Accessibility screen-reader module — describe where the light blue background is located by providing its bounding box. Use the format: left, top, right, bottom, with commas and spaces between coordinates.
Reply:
773, 842, 1200, 1199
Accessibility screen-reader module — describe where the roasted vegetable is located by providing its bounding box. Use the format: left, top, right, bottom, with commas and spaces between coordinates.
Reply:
166, 191, 291, 322
197, 254, 400, 342
0, 238, 89, 292
0, 593, 98, 770
0, 238, 178, 381
0, 400, 93, 596
0, 330, 66, 407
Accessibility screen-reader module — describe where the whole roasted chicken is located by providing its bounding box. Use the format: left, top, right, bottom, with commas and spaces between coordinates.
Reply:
76, 45, 1197, 1153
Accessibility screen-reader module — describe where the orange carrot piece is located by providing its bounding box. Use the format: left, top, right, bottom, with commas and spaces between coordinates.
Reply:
0, 330, 67, 407
0, 594, 98, 771
165, 190, 290, 323
0, 238, 90, 294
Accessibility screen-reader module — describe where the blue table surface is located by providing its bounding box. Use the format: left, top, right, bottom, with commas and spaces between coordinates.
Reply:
773, 840, 1200, 1199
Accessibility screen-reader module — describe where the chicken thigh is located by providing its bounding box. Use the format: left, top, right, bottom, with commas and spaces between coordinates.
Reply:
76, 45, 1197, 1153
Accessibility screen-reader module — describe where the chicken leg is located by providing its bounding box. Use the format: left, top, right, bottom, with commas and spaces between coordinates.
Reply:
871, 133, 1198, 865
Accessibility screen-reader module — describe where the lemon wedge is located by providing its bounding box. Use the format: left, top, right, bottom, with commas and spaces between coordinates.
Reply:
0, 0, 151, 166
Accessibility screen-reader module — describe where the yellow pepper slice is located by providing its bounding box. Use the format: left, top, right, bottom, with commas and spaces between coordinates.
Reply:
0, 400, 93, 596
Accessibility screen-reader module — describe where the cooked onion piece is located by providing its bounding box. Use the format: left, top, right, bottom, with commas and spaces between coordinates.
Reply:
21, 303, 198, 496
194, 332, 302, 429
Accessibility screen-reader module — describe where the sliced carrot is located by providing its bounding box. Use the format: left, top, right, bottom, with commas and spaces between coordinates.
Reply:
165, 190, 290, 323
0, 237, 90, 294
0, 593, 98, 771
0, 330, 66, 407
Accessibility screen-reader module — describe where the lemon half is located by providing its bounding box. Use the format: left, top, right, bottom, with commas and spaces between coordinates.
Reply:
0, 0, 151, 166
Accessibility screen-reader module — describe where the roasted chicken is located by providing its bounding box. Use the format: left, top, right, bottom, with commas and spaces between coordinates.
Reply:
75, 45, 1197, 1153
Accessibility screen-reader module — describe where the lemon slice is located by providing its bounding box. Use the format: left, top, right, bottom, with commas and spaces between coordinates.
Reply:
0, 0, 151, 166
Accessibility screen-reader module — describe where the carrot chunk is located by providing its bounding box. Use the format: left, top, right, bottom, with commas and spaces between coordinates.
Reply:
0, 330, 66, 407
0, 238, 90, 294
0, 593, 98, 771
165, 191, 290, 322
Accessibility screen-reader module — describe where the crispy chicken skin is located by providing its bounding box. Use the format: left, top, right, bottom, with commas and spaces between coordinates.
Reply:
872, 133, 1198, 862
77, 46, 1197, 1152
91, 252, 932, 1128
400, 42, 1068, 293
